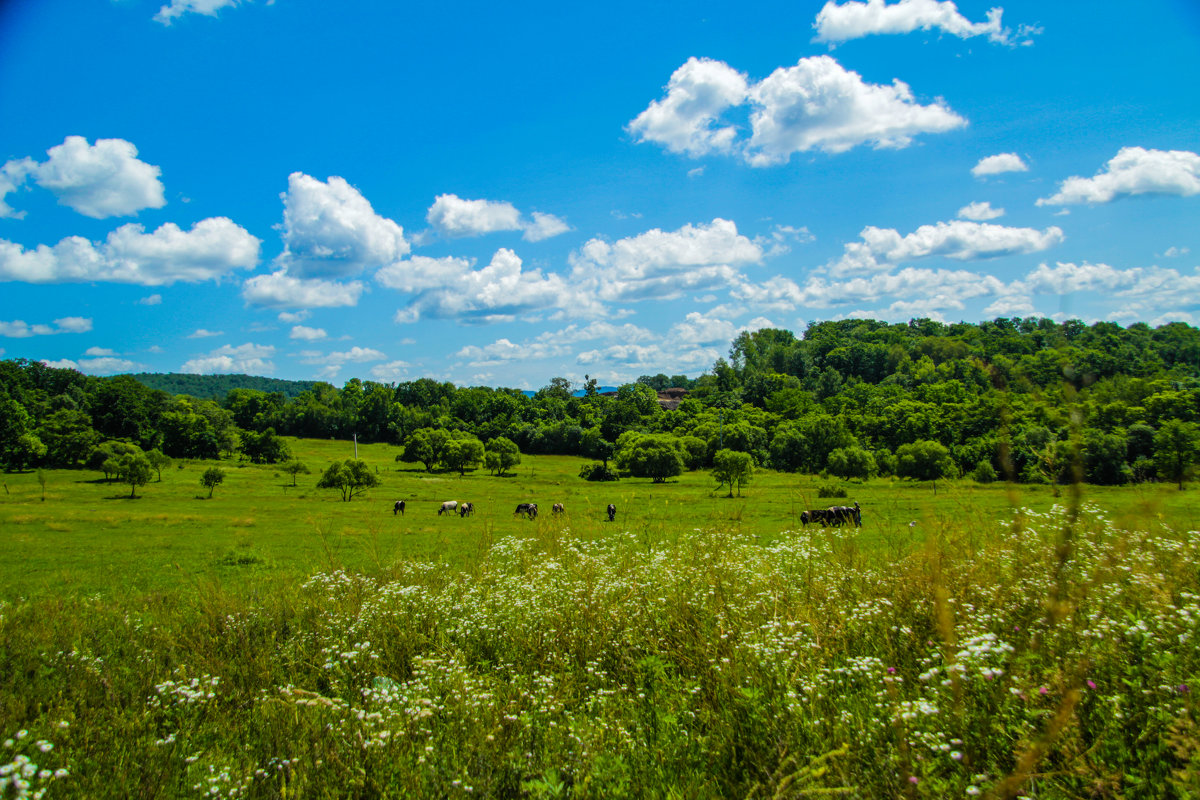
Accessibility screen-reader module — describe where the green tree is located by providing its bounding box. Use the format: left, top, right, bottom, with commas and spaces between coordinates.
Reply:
36, 408, 99, 467
826, 446, 876, 481
316, 459, 380, 501
90, 441, 142, 481
282, 460, 311, 486
895, 440, 957, 494
484, 436, 521, 476
443, 435, 485, 475
200, 467, 225, 498
146, 449, 171, 481
403, 428, 451, 472
9, 432, 47, 472
616, 433, 684, 483
712, 448, 753, 497
112, 451, 153, 498
240, 427, 291, 464
1155, 419, 1200, 490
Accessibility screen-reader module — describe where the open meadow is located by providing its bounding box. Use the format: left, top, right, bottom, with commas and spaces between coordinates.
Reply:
4, 437, 1200, 797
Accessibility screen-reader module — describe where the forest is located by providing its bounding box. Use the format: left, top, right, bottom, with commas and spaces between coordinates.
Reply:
2, 316, 1199, 488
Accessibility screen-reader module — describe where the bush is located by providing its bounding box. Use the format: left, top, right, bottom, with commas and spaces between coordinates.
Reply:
816, 482, 847, 498
970, 460, 998, 483
579, 463, 619, 482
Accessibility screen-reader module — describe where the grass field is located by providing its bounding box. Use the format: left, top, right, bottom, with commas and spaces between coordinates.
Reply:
4, 438, 1200, 797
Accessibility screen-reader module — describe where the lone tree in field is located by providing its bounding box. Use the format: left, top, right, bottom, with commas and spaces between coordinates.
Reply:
484, 436, 521, 476
282, 460, 310, 486
147, 448, 171, 481
895, 439, 956, 495
826, 446, 876, 481
113, 451, 153, 498
1155, 419, 1200, 490
712, 448, 753, 497
200, 467, 225, 498
317, 459, 379, 501
616, 433, 684, 484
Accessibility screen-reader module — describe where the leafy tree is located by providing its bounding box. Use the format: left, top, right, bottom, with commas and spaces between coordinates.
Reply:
316, 459, 380, 501
146, 449, 171, 481
826, 446, 876, 481
970, 460, 998, 483
9, 432, 47, 472
282, 460, 311, 486
485, 436, 521, 476
200, 467, 225, 498
616, 433, 684, 483
895, 440, 957, 494
0, 390, 33, 470
36, 408, 99, 467
712, 448, 753, 497
443, 436, 485, 475
89, 441, 142, 481
1082, 430, 1131, 485
403, 428, 452, 472
112, 451, 153, 498
240, 427, 291, 464
1155, 419, 1200, 490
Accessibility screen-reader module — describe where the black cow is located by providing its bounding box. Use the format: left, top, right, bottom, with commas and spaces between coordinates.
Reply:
606, 503, 616, 522
515, 502, 538, 519
459, 501, 474, 517
393, 500, 405, 516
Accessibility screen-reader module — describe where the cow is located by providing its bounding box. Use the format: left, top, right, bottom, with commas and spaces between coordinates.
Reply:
438, 500, 458, 516
459, 501, 474, 517
515, 502, 538, 519
606, 503, 616, 522
801, 509, 831, 527
393, 500, 405, 516
552, 503, 565, 515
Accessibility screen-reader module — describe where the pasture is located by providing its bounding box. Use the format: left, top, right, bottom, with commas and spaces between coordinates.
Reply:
4, 437, 1200, 797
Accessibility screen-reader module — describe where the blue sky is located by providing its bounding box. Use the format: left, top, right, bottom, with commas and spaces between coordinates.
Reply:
1, 0, 1198, 389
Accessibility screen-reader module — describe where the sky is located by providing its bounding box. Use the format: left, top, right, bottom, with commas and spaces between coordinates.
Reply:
0, 0, 1198, 390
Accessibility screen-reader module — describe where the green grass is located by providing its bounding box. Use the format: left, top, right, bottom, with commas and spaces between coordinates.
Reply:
4, 439, 1200, 797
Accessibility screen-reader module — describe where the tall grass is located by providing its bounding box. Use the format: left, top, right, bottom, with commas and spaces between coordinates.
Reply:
4, 493, 1200, 797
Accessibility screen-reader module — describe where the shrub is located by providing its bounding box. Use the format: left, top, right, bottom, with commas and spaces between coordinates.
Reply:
971, 460, 998, 483
816, 482, 847, 498
579, 463, 619, 482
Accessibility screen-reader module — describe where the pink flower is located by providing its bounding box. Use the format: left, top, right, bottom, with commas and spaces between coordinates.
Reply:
1039, 686, 1049, 696
1087, 680, 1096, 690
908, 776, 919, 784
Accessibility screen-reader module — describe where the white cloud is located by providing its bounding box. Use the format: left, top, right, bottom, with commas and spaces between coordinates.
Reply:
391, 248, 581, 323
813, 0, 1017, 45
424, 194, 570, 242
1, 136, 166, 219
370, 360, 412, 381
290, 325, 328, 341
1018, 261, 1200, 298
957, 201, 1004, 221
84, 346, 117, 357
137, 293, 163, 306
830, 219, 1063, 276
746, 57, 966, 164
0, 317, 93, 337
43, 356, 142, 375
631, 56, 966, 165
241, 270, 364, 308
627, 57, 750, 158
456, 321, 657, 366
972, 152, 1029, 177
1037, 147, 1200, 206
181, 342, 275, 375
982, 296, 1038, 316
278, 310, 309, 323
1163, 246, 1190, 258
298, 346, 387, 366
732, 266, 1008, 312
188, 328, 223, 338
155, 0, 240, 25
569, 218, 762, 305
0, 217, 259, 285
276, 172, 409, 279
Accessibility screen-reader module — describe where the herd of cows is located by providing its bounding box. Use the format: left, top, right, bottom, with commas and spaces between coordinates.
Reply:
391, 498, 861, 528
393, 499, 620, 522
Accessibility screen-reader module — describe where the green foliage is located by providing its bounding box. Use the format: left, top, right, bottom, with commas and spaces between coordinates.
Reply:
200, 466, 225, 498
111, 450, 153, 498
896, 439, 957, 490
316, 458, 380, 501
240, 427, 292, 464
711, 448, 753, 496
146, 448, 171, 481
8, 431, 47, 471
443, 435, 485, 475
578, 462, 619, 481
816, 482, 847, 498
282, 460, 311, 486
826, 446, 877, 481
1156, 419, 1200, 490
615, 432, 685, 483
971, 460, 998, 483
485, 436, 521, 476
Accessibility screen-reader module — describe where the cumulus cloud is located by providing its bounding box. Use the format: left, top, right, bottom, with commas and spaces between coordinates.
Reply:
992, 261, 1200, 320
0, 316, 93, 338
813, 0, 1019, 45
188, 328, 223, 338
290, 325, 327, 340
1163, 246, 1190, 258
155, 0, 240, 25
276, 173, 409, 279
1, 136, 166, 219
389, 248, 581, 323
569, 218, 762, 305
957, 201, 1004, 220
241, 270, 364, 308
298, 346, 387, 366
424, 194, 570, 242
181, 343, 275, 375
0, 217, 260, 285
631, 55, 965, 165
731, 266, 1008, 313
1037, 147, 1200, 206
972, 152, 1028, 177
85, 347, 116, 357
627, 58, 750, 157
370, 360, 412, 381
137, 294, 162, 306
456, 321, 656, 366
830, 219, 1063, 276
43, 356, 143, 375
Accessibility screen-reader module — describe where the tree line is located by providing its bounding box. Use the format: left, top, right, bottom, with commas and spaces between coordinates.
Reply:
2, 316, 1199, 489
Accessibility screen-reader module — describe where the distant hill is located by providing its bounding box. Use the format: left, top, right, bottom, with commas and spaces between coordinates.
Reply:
128, 373, 319, 400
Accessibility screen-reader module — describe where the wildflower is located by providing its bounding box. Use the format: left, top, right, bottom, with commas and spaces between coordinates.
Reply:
1087, 680, 1097, 690
888, 667, 896, 674
951, 751, 963, 761
1180, 684, 1191, 694
1038, 686, 1049, 696
908, 776, 919, 785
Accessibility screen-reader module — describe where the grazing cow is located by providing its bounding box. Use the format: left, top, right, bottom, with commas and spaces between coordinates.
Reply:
552, 503, 565, 515
826, 503, 863, 528
606, 503, 616, 522
459, 501, 474, 518
439, 500, 458, 516
393, 500, 405, 516
514, 502, 538, 519
801, 508, 831, 527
